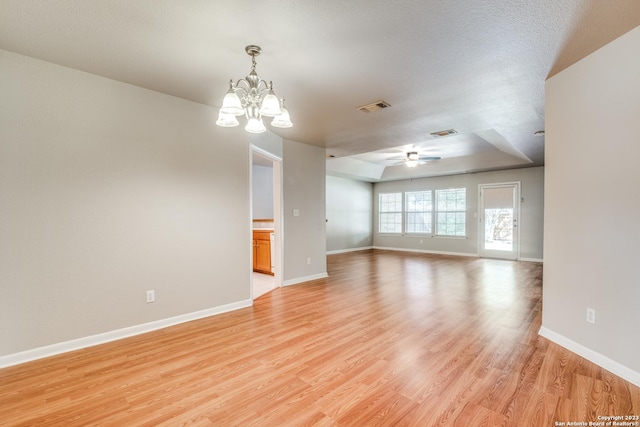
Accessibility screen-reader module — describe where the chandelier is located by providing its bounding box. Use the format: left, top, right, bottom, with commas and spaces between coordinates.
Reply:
216, 45, 292, 133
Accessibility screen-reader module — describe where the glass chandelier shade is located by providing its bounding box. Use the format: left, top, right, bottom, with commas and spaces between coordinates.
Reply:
217, 45, 292, 133
271, 99, 293, 128
258, 86, 282, 117
216, 111, 240, 127
220, 83, 244, 116
245, 117, 266, 133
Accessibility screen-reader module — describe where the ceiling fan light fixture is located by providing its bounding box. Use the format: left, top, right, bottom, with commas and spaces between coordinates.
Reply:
217, 45, 292, 132
405, 151, 420, 167
397, 151, 441, 167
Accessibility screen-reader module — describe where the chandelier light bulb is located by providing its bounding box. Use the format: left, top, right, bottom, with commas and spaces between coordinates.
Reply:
216, 111, 239, 127
245, 117, 266, 133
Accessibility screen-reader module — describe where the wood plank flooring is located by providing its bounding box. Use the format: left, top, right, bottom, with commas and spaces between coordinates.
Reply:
1, 250, 638, 426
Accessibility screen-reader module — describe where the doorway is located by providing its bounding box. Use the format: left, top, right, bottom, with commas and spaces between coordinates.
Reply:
479, 182, 520, 260
251, 147, 282, 299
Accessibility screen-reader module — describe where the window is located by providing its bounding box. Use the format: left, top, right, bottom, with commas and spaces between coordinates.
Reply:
379, 192, 402, 233
378, 188, 466, 237
435, 188, 466, 236
405, 191, 432, 234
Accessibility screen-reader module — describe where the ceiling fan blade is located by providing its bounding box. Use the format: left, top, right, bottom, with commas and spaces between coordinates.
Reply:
419, 156, 441, 161
386, 156, 407, 161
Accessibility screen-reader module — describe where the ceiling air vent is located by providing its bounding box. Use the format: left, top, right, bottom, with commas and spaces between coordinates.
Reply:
430, 129, 458, 137
357, 100, 391, 113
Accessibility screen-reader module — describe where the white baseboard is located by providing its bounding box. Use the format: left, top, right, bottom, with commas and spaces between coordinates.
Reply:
327, 246, 373, 255
539, 326, 640, 388
519, 257, 543, 263
283, 272, 329, 286
373, 246, 478, 258
0, 299, 252, 369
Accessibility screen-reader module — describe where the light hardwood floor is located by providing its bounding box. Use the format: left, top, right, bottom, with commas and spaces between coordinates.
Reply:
1, 250, 638, 426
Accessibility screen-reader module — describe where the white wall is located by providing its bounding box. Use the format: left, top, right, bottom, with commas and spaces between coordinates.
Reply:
283, 140, 327, 284
252, 165, 274, 219
326, 176, 373, 253
543, 26, 640, 384
373, 167, 544, 260
0, 49, 252, 360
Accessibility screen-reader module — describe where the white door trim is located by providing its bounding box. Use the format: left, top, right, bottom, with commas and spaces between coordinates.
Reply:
250, 145, 283, 300
478, 182, 521, 260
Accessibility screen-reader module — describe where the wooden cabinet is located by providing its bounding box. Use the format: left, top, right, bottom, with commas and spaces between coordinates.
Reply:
252, 230, 273, 275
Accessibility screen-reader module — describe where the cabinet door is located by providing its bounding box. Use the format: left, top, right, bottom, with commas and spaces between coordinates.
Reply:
255, 239, 271, 273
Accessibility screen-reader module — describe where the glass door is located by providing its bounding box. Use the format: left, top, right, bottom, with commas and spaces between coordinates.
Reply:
479, 183, 520, 260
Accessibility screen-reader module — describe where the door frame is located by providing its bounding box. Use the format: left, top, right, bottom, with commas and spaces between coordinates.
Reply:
478, 182, 521, 260
250, 145, 283, 300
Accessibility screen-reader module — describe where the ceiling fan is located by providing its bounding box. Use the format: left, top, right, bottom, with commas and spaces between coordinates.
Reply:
388, 151, 442, 168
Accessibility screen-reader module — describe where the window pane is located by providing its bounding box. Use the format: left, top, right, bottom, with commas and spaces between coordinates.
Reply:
435, 188, 466, 236
406, 212, 432, 233
405, 191, 432, 234
379, 192, 402, 233
379, 213, 402, 233
484, 208, 513, 251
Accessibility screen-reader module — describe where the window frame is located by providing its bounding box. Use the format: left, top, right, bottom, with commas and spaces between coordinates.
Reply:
404, 190, 433, 235
435, 188, 467, 237
378, 192, 403, 234
377, 188, 467, 238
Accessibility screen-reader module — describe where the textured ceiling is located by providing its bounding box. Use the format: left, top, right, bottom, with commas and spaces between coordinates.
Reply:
2, 1, 639, 181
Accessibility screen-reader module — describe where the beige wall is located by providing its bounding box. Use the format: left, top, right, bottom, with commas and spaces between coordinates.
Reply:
326, 176, 373, 253
283, 140, 327, 284
543, 26, 640, 383
0, 49, 252, 359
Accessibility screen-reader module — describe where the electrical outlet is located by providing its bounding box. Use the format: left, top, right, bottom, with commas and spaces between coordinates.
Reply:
146, 290, 155, 303
306, 257, 311, 265
586, 307, 595, 324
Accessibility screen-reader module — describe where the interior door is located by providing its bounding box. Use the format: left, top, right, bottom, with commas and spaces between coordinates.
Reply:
479, 183, 520, 260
